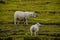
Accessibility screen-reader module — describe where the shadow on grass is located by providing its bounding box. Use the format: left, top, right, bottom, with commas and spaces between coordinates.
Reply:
24, 36, 41, 40
0, 0, 6, 4
5, 37, 13, 40
0, 38, 3, 40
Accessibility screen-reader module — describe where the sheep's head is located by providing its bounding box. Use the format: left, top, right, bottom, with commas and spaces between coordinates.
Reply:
31, 12, 36, 18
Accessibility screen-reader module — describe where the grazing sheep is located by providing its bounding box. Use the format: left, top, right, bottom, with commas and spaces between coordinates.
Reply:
30, 23, 41, 36
14, 11, 36, 25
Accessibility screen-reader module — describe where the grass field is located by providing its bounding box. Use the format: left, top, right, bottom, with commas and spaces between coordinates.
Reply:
0, 0, 60, 40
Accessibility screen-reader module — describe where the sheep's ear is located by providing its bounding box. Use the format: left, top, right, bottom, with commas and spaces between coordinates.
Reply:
36, 23, 39, 25
39, 22, 42, 24
37, 22, 39, 24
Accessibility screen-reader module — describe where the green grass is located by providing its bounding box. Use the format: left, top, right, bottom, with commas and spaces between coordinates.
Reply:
0, 1, 60, 23
0, 24, 60, 40
0, 0, 60, 40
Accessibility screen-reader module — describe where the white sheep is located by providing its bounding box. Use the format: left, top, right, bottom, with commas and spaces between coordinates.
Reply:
30, 23, 41, 36
14, 11, 36, 25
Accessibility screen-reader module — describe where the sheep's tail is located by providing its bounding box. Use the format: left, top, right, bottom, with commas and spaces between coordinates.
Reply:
14, 14, 16, 24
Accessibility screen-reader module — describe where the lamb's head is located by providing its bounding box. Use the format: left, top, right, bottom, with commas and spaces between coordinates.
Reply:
36, 23, 41, 26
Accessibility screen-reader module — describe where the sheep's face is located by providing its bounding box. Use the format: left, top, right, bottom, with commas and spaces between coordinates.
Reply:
31, 12, 36, 18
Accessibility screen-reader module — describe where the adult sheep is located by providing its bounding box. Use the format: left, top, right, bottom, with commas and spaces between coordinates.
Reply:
30, 23, 41, 36
14, 11, 36, 25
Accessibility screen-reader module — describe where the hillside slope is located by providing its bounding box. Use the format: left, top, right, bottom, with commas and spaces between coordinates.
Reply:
0, 0, 60, 24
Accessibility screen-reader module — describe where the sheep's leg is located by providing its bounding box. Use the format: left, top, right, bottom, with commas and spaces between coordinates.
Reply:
17, 20, 20, 24
26, 19, 28, 25
14, 18, 16, 24
24, 22, 25, 25
24, 18, 26, 25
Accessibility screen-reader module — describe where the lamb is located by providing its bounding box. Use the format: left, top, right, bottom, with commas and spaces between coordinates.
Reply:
30, 23, 41, 36
14, 11, 36, 25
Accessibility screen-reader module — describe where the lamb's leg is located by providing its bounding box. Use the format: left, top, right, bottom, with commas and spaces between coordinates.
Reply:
34, 32, 36, 36
36, 32, 38, 36
31, 32, 33, 36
